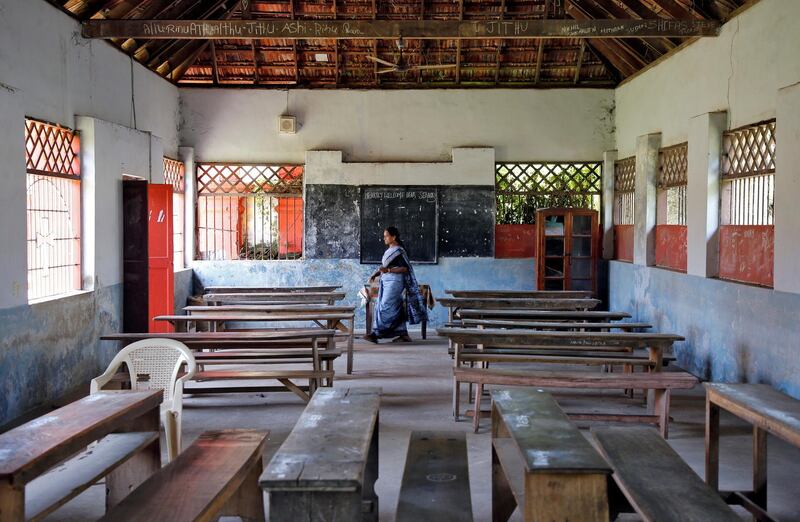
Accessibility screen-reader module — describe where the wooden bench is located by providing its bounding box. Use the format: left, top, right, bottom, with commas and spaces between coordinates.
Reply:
0, 391, 162, 521
260, 387, 380, 522
438, 297, 601, 322
705, 383, 800, 521
461, 318, 652, 331
101, 430, 268, 522
438, 327, 685, 421
594, 427, 740, 522
491, 388, 612, 522
159, 311, 357, 374
456, 367, 698, 436
447, 289, 593, 299
457, 309, 632, 322
204, 285, 342, 293
204, 292, 346, 306
395, 431, 472, 522
190, 369, 334, 402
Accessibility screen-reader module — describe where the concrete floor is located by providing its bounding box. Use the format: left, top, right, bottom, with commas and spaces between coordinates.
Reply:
49, 334, 800, 521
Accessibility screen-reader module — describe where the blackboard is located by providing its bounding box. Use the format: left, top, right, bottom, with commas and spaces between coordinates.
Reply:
439, 187, 495, 257
304, 184, 360, 259
360, 187, 438, 264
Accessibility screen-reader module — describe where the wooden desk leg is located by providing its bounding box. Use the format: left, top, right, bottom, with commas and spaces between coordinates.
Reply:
705, 398, 720, 490
421, 319, 427, 340
347, 317, 355, 374
473, 382, 484, 433
362, 412, 379, 522
366, 299, 373, 336
492, 444, 516, 522
107, 407, 161, 508
654, 389, 671, 439
753, 426, 768, 512
453, 342, 461, 420
646, 345, 664, 414
0, 480, 24, 522
223, 457, 266, 522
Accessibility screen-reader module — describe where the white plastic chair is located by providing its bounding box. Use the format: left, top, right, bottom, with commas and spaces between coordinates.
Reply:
91, 338, 197, 462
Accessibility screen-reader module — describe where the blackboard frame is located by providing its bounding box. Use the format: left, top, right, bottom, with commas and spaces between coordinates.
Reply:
359, 186, 439, 265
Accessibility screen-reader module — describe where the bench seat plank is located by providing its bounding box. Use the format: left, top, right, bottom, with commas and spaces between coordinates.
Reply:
457, 309, 630, 321
260, 388, 380, 491
461, 319, 652, 330
457, 368, 698, 389
25, 432, 158, 521
0, 391, 161, 484
438, 297, 600, 311
203, 286, 341, 293
193, 370, 332, 381
705, 383, 800, 446
439, 327, 685, 347
492, 389, 611, 474
396, 431, 472, 522
157, 313, 352, 322
100, 430, 268, 522
593, 427, 740, 522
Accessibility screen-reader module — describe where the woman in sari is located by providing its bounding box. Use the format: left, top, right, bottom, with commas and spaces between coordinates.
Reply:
363, 226, 428, 344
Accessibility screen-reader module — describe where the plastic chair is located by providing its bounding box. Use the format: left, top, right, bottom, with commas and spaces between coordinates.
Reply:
91, 338, 197, 462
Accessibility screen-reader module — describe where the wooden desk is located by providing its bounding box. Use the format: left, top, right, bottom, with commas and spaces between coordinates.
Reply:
260, 387, 381, 521
204, 285, 341, 293
457, 309, 631, 322
102, 330, 337, 398
158, 312, 356, 374
705, 383, 800, 521
460, 318, 652, 331
204, 292, 346, 306
437, 298, 600, 321
0, 391, 162, 521
491, 388, 611, 521
437, 327, 683, 416
447, 290, 593, 299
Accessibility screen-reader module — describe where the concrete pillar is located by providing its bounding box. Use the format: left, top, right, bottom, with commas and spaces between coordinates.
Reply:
179, 146, 195, 268
634, 134, 661, 266
602, 150, 617, 260
75, 116, 97, 291
774, 83, 800, 293
686, 112, 727, 278
149, 134, 165, 184
0, 87, 27, 308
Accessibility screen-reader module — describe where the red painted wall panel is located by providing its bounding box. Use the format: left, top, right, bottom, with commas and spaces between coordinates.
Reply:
719, 225, 774, 287
655, 225, 687, 272
277, 198, 303, 256
148, 184, 174, 333
614, 225, 634, 262
495, 224, 537, 258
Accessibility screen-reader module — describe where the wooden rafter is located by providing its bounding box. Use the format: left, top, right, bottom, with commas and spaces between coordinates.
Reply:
83, 18, 722, 39
574, 38, 585, 83
534, 0, 549, 84
455, 0, 462, 84
210, 40, 220, 84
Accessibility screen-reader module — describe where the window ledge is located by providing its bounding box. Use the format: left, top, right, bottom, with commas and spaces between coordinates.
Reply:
28, 289, 93, 306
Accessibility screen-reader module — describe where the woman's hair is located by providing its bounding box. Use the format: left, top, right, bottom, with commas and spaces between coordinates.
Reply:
385, 226, 407, 252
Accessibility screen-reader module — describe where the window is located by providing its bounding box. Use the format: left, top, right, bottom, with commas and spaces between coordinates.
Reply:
718, 120, 776, 287
720, 120, 775, 226
196, 163, 304, 260
655, 143, 688, 271
24, 118, 82, 300
495, 162, 602, 224
613, 156, 635, 262
164, 157, 185, 270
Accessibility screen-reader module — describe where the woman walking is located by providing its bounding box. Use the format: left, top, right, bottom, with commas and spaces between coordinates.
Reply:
363, 226, 427, 343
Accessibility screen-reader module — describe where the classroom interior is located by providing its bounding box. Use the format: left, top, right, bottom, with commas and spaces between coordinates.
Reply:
1, 0, 799, 520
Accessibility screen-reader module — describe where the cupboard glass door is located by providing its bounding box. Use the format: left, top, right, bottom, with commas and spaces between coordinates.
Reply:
537, 209, 598, 293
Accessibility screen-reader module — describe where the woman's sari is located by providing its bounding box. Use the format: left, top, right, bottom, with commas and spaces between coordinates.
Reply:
372, 245, 428, 338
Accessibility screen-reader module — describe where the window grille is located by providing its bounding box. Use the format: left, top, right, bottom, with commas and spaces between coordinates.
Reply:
196, 164, 303, 260
164, 157, 185, 270
721, 120, 776, 226
613, 156, 635, 225
657, 143, 688, 225
25, 118, 81, 300
495, 162, 602, 225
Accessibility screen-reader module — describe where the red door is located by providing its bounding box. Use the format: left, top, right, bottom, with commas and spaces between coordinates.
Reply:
148, 184, 174, 333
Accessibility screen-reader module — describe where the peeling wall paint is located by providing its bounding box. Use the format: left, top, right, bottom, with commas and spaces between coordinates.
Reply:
0, 284, 122, 426
190, 257, 536, 327
609, 261, 800, 398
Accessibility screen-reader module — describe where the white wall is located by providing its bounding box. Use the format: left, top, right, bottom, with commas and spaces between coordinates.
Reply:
0, 0, 180, 309
0, 0, 179, 155
614, 0, 800, 155
179, 88, 614, 164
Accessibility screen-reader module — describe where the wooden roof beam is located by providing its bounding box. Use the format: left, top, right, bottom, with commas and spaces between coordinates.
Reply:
83, 18, 722, 39
648, 0, 706, 20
